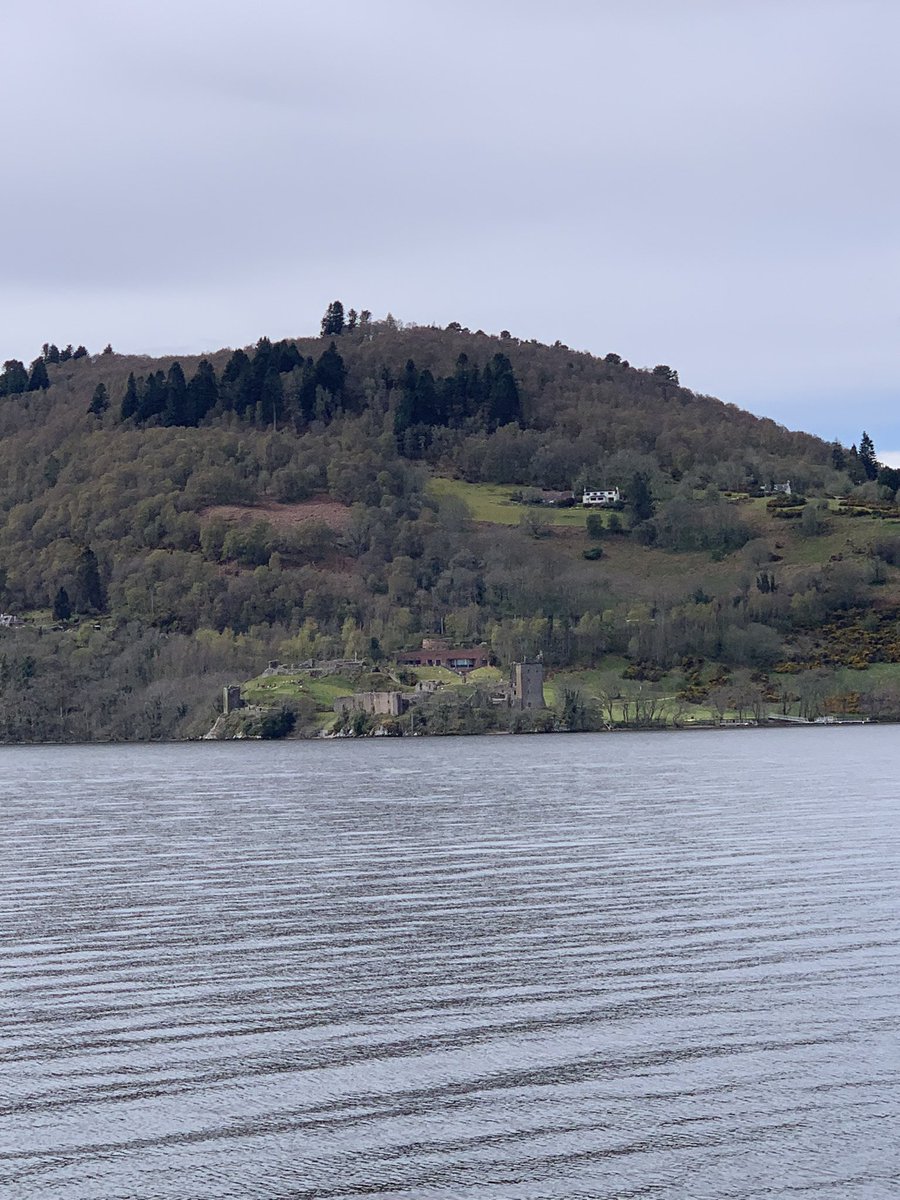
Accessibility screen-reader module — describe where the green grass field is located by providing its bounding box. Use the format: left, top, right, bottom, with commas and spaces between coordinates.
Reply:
241, 672, 359, 710
429, 478, 596, 527
404, 664, 464, 683
428, 479, 899, 560
833, 661, 900, 689
467, 665, 503, 685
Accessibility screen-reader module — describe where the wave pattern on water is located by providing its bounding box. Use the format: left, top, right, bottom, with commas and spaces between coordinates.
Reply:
1, 730, 899, 1198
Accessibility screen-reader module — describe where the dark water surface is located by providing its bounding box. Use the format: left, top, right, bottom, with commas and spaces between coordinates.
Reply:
1, 729, 899, 1199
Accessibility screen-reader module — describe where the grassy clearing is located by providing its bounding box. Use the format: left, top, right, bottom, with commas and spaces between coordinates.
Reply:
245, 664, 506, 709
427, 477, 895, 583
766, 512, 896, 570
545, 663, 624, 705
546, 664, 684, 707
777, 528, 856, 566
405, 664, 465, 684
429, 477, 897, 567
833, 661, 900, 689
429, 478, 593, 527
242, 673, 359, 710
467, 665, 503, 685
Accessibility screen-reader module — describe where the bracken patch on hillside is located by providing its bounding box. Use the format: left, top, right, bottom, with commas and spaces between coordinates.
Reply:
200, 496, 351, 532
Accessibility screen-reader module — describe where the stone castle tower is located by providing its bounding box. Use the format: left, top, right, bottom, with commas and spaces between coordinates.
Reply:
511, 661, 544, 709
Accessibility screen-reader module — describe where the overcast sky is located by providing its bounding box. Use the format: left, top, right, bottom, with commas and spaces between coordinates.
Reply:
2, 1, 898, 457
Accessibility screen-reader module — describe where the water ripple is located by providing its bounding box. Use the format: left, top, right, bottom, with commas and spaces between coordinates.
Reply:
1, 729, 899, 1198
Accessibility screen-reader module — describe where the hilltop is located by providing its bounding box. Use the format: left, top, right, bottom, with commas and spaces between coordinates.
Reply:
1, 308, 899, 741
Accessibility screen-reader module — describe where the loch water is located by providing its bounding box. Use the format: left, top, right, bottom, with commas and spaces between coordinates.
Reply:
1, 728, 899, 1199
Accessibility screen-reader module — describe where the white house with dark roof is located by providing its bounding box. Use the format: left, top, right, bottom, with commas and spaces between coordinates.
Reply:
582, 487, 620, 506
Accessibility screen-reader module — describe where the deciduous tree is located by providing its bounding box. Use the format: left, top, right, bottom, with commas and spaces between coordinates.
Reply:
1, 359, 28, 395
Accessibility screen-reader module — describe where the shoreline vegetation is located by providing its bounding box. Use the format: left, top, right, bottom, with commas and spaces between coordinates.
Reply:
2, 308, 900, 743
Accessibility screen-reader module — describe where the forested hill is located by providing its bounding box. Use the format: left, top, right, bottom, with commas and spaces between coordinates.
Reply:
0, 309, 896, 741
2, 315, 857, 492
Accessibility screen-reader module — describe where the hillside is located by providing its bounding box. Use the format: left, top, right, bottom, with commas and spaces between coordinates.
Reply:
1, 310, 899, 740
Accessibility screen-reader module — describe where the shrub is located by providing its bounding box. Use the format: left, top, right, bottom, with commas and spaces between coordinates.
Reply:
873, 537, 900, 565
259, 705, 297, 738
585, 513, 605, 539
767, 493, 806, 509
622, 661, 666, 682
221, 520, 274, 566
518, 511, 549, 538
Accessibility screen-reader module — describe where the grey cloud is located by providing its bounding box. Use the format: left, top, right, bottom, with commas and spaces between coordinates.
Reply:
1, 0, 897, 448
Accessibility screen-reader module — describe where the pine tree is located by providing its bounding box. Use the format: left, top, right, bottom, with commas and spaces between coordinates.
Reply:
394, 360, 418, 438
859, 431, 878, 480
27, 357, 50, 391
52, 586, 72, 622
877, 465, 900, 495
447, 352, 473, 422
314, 342, 346, 399
261, 368, 284, 428
221, 349, 251, 414
73, 546, 105, 612
413, 368, 438, 425
297, 359, 318, 423
222, 348, 250, 384
272, 340, 302, 373
187, 359, 218, 425
485, 353, 521, 428
120, 373, 139, 420
320, 301, 345, 337
162, 362, 188, 425
72, 345, 88, 360
628, 472, 654, 523
88, 383, 109, 415
247, 339, 273, 414
138, 370, 166, 422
